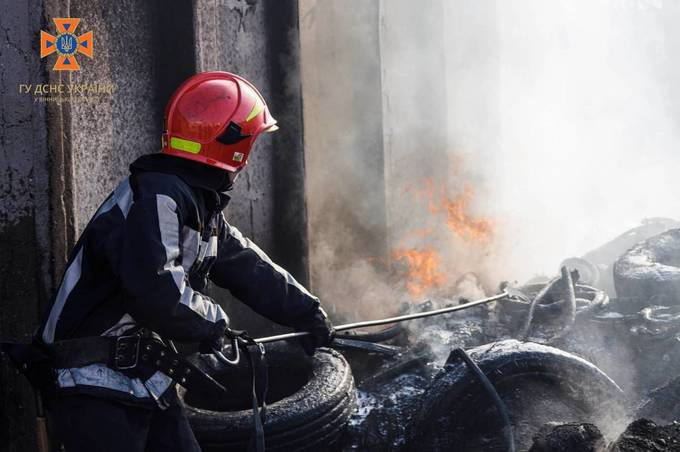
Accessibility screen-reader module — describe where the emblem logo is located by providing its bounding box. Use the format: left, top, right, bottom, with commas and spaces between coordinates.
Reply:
40, 18, 93, 71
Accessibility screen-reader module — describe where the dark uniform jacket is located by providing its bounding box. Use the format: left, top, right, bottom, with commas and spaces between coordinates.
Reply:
37, 154, 320, 406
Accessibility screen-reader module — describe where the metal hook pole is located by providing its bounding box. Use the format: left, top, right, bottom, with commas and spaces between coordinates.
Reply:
212, 337, 241, 365
254, 291, 509, 344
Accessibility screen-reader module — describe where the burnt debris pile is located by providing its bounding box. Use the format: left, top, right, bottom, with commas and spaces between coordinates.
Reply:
177, 221, 680, 451
527, 419, 680, 452
528, 422, 606, 452
337, 221, 680, 451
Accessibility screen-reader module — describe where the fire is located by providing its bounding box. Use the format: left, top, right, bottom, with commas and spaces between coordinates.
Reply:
391, 180, 493, 297
413, 180, 493, 244
391, 247, 445, 297
439, 186, 493, 244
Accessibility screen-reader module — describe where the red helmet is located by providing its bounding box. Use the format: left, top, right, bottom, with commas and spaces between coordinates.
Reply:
161, 71, 278, 172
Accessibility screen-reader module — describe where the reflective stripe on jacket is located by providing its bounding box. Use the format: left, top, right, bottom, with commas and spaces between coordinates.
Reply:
38, 154, 320, 406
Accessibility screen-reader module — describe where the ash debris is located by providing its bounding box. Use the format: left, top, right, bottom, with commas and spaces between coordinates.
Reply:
528, 420, 680, 452
529, 422, 606, 452
338, 220, 680, 451
609, 419, 680, 452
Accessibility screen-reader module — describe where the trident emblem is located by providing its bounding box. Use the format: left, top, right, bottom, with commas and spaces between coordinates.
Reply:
40, 18, 93, 71
60, 35, 74, 53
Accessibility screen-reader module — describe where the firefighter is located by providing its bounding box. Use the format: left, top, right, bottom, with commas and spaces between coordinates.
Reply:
36, 71, 334, 451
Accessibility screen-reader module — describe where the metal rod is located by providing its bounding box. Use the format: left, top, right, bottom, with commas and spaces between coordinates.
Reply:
255, 291, 509, 344
212, 337, 241, 366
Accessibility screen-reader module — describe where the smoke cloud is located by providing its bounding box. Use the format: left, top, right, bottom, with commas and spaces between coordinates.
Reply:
299, 0, 680, 319
476, 0, 680, 283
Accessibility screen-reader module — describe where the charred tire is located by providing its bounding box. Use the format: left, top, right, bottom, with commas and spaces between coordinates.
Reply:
500, 283, 608, 326
614, 228, 680, 303
179, 342, 356, 452
560, 257, 601, 286
520, 282, 608, 314
406, 340, 625, 452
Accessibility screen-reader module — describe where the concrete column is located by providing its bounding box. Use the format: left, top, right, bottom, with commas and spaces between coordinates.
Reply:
265, 2, 309, 284
194, 0, 308, 334
299, 0, 388, 318
379, 0, 449, 248
194, 0, 277, 250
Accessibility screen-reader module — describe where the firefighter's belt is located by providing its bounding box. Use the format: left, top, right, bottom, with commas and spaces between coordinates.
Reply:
50, 334, 227, 396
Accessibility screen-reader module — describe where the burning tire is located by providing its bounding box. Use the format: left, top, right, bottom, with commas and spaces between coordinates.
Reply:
405, 340, 625, 451
614, 228, 680, 303
179, 342, 356, 452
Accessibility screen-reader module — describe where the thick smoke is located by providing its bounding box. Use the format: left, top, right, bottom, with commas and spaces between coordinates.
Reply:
299, 0, 680, 319
463, 0, 680, 283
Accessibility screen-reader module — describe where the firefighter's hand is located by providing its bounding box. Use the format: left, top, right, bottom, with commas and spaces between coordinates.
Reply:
199, 319, 228, 354
295, 308, 334, 356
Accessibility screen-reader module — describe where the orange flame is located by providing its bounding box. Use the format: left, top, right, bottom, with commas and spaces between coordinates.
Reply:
439, 186, 493, 244
391, 180, 493, 297
391, 247, 445, 297
413, 180, 493, 243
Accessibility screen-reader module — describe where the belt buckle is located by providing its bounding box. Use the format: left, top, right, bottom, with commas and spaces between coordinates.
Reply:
114, 334, 141, 370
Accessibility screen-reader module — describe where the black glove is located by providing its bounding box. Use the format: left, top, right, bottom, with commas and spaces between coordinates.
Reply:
199, 319, 228, 354
295, 307, 334, 356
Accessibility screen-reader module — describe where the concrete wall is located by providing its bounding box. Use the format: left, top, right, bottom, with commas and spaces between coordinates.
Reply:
0, 1, 51, 449
1, 0, 168, 448
38, 0, 197, 279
